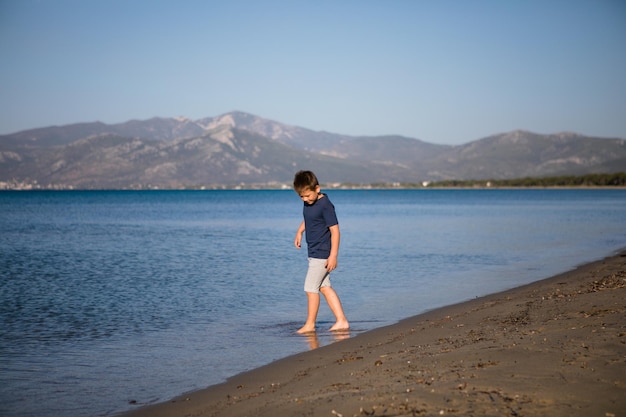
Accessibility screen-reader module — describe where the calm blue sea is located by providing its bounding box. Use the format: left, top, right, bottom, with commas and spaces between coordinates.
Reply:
1, 189, 625, 417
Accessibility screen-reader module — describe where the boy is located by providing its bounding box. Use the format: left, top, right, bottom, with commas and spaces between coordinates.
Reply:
293, 170, 349, 334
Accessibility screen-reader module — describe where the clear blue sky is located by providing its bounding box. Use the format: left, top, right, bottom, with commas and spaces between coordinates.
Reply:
1, 0, 624, 144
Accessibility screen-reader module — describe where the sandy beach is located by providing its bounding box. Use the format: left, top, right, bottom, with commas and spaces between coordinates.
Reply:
122, 251, 625, 417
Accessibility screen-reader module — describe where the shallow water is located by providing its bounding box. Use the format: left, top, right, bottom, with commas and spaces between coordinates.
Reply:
1, 189, 625, 416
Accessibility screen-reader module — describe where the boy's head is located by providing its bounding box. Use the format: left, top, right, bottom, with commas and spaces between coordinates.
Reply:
293, 170, 321, 204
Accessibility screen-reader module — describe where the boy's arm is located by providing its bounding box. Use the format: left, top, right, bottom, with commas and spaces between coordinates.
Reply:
294, 220, 305, 249
326, 224, 340, 272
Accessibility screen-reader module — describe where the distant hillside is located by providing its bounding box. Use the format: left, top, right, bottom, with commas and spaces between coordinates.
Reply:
1, 111, 625, 189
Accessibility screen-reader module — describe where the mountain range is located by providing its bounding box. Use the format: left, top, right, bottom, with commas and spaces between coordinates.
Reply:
1, 111, 625, 189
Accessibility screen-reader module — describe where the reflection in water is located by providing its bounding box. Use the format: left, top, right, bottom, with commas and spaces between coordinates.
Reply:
332, 330, 351, 343
303, 332, 319, 350
300, 330, 351, 350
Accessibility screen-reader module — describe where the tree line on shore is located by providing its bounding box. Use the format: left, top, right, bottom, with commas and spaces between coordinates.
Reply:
423, 172, 626, 188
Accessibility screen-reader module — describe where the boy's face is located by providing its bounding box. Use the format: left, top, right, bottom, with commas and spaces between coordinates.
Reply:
298, 185, 321, 204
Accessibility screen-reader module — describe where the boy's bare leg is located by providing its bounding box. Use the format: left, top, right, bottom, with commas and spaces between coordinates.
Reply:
297, 292, 320, 334
320, 287, 349, 331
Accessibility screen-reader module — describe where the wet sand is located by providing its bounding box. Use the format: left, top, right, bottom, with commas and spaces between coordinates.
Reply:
122, 251, 626, 417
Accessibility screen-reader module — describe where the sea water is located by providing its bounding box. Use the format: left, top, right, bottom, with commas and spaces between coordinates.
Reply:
1, 189, 625, 417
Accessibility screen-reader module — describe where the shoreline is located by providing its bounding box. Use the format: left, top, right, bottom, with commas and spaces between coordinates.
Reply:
121, 251, 626, 417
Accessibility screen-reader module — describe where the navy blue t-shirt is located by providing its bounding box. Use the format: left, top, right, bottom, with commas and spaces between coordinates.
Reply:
303, 194, 338, 259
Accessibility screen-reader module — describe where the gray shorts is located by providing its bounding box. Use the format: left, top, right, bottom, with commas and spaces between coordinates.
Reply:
303, 257, 332, 293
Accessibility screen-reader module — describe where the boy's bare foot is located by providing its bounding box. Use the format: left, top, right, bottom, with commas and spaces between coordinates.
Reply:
329, 320, 349, 332
296, 325, 316, 334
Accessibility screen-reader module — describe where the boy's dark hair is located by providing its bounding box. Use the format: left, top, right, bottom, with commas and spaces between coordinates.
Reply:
293, 170, 319, 192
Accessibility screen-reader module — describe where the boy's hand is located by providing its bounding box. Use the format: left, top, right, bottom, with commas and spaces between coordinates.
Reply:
295, 221, 305, 249
325, 256, 337, 272
294, 234, 302, 249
